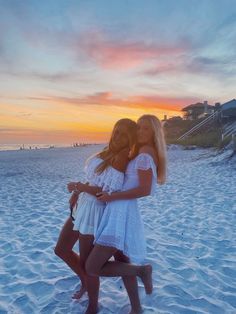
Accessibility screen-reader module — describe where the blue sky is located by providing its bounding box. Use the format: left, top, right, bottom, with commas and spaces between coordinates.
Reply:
0, 0, 235, 143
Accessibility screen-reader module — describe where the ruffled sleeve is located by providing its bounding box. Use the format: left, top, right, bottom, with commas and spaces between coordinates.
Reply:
101, 168, 124, 193
85, 156, 124, 193
84, 157, 96, 181
135, 153, 156, 172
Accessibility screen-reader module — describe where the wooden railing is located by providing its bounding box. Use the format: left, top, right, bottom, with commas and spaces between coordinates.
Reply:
178, 111, 219, 140
222, 121, 236, 140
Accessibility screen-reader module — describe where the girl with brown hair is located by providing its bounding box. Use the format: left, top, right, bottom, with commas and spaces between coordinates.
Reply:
54, 118, 137, 305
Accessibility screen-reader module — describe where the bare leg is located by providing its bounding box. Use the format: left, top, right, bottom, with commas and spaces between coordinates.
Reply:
114, 251, 142, 314
86, 245, 153, 295
54, 217, 86, 298
79, 234, 100, 314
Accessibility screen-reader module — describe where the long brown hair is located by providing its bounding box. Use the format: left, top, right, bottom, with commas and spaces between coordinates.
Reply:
138, 115, 167, 184
95, 118, 137, 174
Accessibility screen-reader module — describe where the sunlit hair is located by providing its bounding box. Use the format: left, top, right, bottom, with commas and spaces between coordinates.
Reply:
138, 114, 167, 184
95, 118, 137, 174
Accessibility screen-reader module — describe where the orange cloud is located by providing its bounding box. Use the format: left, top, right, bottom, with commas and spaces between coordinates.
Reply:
30, 92, 196, 112
1, 91, 195, 144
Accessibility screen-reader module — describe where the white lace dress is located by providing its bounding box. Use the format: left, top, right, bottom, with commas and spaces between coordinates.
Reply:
73, 156, 124, 236
94, 153, 157, 263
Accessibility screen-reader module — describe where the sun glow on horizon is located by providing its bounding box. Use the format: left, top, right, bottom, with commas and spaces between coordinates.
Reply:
0, 99, 183, 144
1, 1, 235, 144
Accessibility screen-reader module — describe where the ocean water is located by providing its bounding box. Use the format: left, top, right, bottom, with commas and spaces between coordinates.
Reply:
0, 145, 235, 313
0, 144, 70, 151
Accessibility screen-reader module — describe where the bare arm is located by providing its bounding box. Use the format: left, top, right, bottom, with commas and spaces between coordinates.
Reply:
67, 181, 102, 196
77, 182, 102, 196
97, 147, 156, 202
97, 168, 153, 202
67, 149, 129, 197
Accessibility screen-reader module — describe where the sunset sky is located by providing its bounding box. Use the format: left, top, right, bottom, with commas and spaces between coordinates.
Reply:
1, 0, 236, 144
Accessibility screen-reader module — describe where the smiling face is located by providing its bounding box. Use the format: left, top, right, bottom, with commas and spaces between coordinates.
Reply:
137, 118, 154, 145
110, 124, 129, 151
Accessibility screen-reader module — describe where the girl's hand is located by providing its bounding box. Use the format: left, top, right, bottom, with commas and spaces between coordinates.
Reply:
67, 182, 77, 193
69, 191, 79, 209
96, 192, 113, 202
75, 181, 84, 191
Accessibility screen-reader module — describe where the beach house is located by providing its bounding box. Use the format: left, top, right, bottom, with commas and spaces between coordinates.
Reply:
182, 101, 215, 120
177, 99, 236, 142
220, 99, 236, 120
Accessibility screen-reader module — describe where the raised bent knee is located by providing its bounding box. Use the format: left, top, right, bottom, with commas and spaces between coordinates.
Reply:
54, 245, 68, 259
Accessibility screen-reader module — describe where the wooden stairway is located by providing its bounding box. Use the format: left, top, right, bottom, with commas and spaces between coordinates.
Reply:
222, 120, 236, 140
178, 111, 219, 140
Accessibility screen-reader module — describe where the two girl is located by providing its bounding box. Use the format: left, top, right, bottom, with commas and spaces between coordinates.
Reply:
56, 115, 167, 314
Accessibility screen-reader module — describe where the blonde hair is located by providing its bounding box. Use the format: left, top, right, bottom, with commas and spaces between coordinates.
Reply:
138, 115, 167, 184
96, 118, 137, 174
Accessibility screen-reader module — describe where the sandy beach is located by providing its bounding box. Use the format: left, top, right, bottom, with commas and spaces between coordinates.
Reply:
0, 144, 235, 314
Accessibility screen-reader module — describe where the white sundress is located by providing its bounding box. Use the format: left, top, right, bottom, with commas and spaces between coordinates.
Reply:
94, 153, 157, 264
73, 156, 124, 236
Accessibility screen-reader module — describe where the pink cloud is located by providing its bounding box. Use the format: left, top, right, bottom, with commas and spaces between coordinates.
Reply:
142, 62, 180, 76
78, 31, 190, 70
10, 22, 191, 73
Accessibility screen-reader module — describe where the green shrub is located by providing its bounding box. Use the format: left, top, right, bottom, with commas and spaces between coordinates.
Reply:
167, 129, 222, 148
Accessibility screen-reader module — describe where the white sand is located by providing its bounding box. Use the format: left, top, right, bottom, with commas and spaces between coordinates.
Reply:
0, 145, 235, 313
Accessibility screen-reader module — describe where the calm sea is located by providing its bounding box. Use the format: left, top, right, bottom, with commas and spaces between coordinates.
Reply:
0, 144, 70, 151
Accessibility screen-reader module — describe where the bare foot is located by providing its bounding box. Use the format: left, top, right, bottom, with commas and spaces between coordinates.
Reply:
85, 304, 98, 314
139, 264, 153, 294
72, 285, 87, 300
129, 307, 143, 314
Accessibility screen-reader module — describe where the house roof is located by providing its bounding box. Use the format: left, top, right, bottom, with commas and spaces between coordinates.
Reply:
182, 103, 214, 111
221, 99, 236, 111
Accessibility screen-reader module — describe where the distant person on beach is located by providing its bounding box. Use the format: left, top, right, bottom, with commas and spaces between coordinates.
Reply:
54, 119, 137, 303
81, 115, 167, 314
